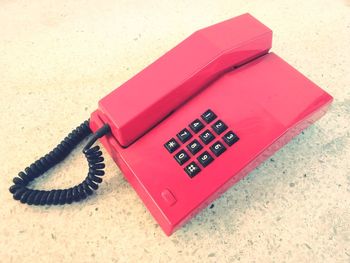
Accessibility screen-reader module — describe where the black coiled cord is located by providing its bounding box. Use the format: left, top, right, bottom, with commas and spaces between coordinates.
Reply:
9, 120, 110, 205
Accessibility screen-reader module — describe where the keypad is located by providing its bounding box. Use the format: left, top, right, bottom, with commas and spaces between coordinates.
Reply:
197, 151, 214, 167
177, 128, 192, 143
187, 139, 203, 155
174, 150, 190, 165
164, 109, 239, 178
184, 162, 201, 178
189, 119, 204, 133
211, 120, 228, 135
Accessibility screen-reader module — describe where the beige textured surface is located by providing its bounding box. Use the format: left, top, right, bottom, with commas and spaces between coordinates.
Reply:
1, 1, 349, 262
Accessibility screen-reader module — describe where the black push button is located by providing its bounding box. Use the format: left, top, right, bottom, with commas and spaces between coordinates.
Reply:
211, 120, 228, 135
186, 139, 203, 155
164, 138, 180, 153
223, 131, 239, 146
174, 150, 190, 165
184, 161, 201, 178
210, 141, 226, 157
201, 109, 217, 123
197, 151, 214, 167
199, 129, 215, 145
189, 119, 204, 133
176, 128, 192, 143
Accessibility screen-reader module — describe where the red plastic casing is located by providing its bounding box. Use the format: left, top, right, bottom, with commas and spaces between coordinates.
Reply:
90, 14, 332, 235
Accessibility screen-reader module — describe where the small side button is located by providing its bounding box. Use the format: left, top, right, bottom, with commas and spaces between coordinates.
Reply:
161, 189, 177, 206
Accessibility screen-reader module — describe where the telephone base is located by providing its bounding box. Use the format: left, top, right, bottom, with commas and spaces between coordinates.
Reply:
90, 53, 332, 235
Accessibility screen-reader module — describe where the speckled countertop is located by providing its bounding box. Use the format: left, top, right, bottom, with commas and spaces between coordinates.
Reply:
0, 1, 349, 262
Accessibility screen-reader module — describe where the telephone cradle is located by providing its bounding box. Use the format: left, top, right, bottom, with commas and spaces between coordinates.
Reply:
10, 13, 332, 236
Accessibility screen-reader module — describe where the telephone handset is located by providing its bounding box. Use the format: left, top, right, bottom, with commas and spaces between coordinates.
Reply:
99, 13, 272, 147
10, 14, 332, 236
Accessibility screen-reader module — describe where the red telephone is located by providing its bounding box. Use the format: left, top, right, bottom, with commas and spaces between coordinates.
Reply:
10, 13, 332, 236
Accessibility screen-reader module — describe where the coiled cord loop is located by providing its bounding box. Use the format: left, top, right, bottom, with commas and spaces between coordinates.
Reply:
9, 120, 110, 205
